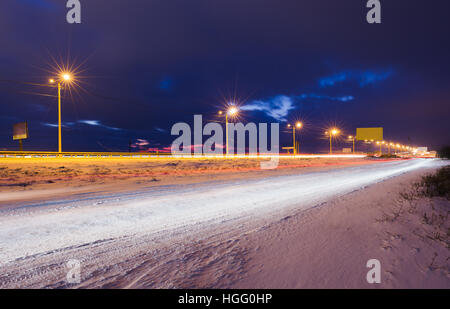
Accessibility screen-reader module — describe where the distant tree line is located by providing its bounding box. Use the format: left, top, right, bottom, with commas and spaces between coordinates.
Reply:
438, 146, 450, 159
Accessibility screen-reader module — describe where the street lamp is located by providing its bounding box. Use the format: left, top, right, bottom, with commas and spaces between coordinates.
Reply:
376, 141, 383, 155
219, 105, 239, 155
348, 135, 355, 154
325, 128, 340, 154
287, 121, 303, 155
49, 72, 73, 153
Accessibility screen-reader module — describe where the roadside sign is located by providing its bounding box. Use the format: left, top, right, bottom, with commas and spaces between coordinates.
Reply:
13, 122, 29, 140
356, 127, 383, 141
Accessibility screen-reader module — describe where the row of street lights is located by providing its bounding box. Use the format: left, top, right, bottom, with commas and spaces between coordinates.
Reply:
217, 105, 418, 155
373, 141, 416, 155
218, 105, 342, 155
49, 79, 416, 156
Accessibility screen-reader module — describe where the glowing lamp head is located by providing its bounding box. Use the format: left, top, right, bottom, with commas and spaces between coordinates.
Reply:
227, 106, 238, 116
331, 129, 339, 136
49, 78, 55, 84
62, 73, 72, 82
348, 135, 353, 139
296, 122, 303, 129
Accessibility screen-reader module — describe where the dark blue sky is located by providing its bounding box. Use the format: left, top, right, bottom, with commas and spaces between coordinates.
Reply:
1, 0, 449, 153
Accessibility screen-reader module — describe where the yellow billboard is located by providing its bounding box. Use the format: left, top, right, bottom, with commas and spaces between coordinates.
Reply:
356, 127, 383, 141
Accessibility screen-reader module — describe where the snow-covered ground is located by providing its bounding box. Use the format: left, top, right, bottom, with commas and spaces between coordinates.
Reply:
0, 158, 448, 288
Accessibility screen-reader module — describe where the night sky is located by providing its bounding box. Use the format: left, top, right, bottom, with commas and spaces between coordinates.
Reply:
1, 0, 449, 153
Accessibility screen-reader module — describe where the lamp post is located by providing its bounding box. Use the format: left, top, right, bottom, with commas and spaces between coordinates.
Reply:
49, 73, 72, 153
219, 106, 238, 156
326, 128, 339, 154
348, 135, 355, 154
376, 141, 382, 155
287, 122, 303, 155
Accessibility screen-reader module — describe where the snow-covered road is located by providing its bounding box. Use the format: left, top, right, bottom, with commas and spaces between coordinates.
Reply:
0, 159, 442, 266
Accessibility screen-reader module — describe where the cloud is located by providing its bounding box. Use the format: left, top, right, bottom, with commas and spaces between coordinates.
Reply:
319, 72, 348, 87
359, 71, 393, 87
42, 120, 122, 131
42, 122, 66, 128
241, 93, 354, 122
78, 120, 122, 131
319, 69, 393, 88
78, 120, 101, 126
241, 95, 295, 122
298, 93, 354, 102
132, 139, 150, 147
158, 76, 173, 91
130, 139, 177, 153
154, 127, 167, 133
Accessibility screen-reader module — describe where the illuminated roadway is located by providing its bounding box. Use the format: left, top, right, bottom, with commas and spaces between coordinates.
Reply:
0, 158, 445, 287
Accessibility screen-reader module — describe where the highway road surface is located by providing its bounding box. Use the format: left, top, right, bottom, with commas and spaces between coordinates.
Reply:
0, 158, 445, 288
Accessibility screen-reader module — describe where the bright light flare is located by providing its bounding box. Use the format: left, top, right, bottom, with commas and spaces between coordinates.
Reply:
48, 72, 74, 84
62, 73, 72, 81
227, 106, 238, 116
